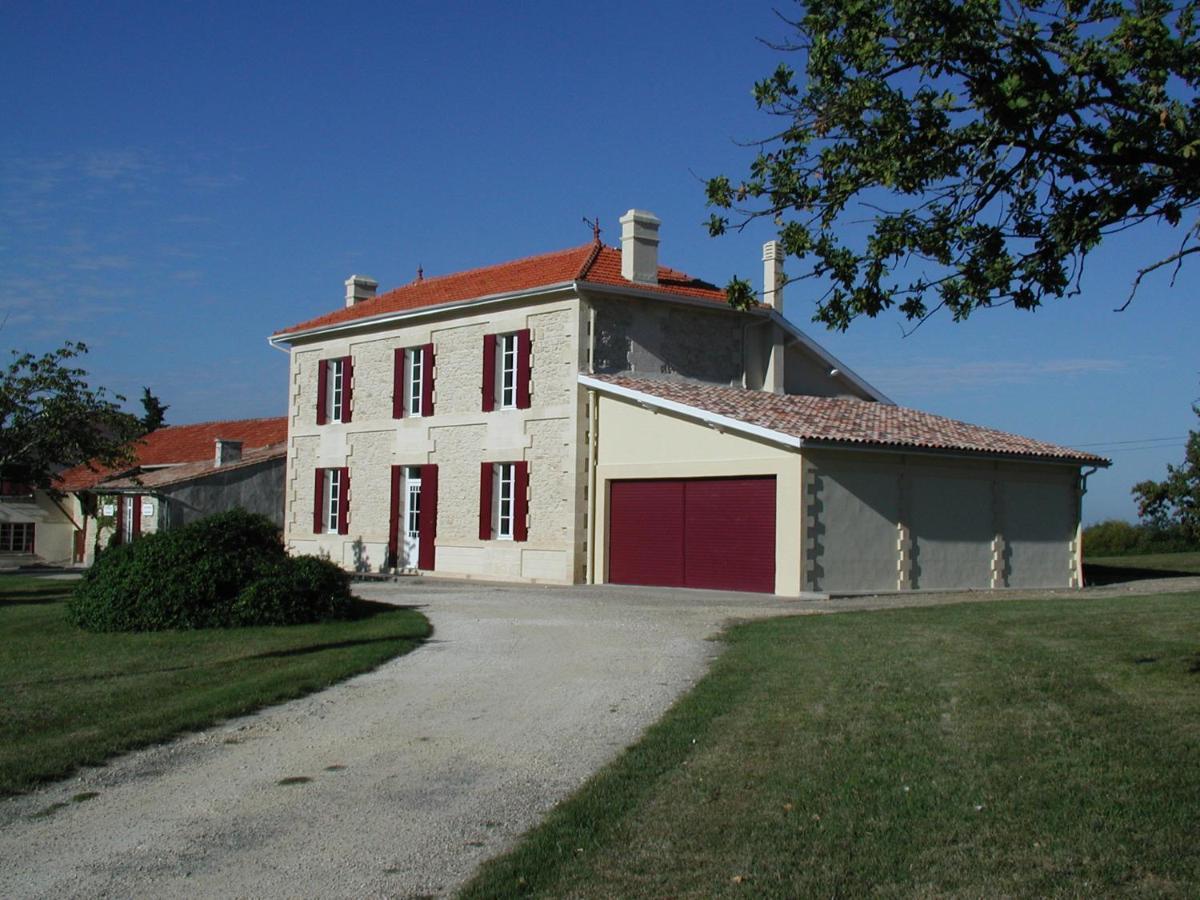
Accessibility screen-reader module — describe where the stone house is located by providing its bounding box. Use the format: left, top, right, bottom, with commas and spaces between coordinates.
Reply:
269, 209, 1107, 594
39, 417, 288, 566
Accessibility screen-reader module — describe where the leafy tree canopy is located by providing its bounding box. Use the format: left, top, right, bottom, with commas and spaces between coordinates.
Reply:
139, 386, 169, 433
706, 0, 1200, 330
1133, 402, 1200, 541
0, 342, 142, 492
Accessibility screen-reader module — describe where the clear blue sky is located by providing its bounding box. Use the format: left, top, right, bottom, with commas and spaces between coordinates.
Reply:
2, 1, 1196, 523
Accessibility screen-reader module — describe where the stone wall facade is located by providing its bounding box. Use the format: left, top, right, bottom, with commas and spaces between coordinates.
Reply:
282, 293, 585, 583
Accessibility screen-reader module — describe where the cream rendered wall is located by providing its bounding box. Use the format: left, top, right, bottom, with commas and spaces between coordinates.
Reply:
1, 493, 76, 565
590, 394, 803, 595
803, 450, 1081, 592
283, 293, 584, 583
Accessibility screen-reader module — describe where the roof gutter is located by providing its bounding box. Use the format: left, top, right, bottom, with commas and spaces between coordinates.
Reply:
579, 374, 1108, 469
268, 282, 577, 347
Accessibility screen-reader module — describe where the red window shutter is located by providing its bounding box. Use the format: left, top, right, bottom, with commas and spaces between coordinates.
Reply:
316, 360, 328, 425
418, 464, 438, 570
132, 494, 142, 539
313, 469, 325, 533
422, 342, 435, 416
513, 461, 529, 541
481, 334, 496, 412
342, 356, 353, 423
478, 462, 493, 540
337, 467, 350, 534
393, 349, 405, 419
387, 465, 402, 567
516, 328, 532, 409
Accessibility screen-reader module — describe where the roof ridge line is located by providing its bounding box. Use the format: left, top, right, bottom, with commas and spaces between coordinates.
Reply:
576, 240, 606, 280
373, 242, 597, 298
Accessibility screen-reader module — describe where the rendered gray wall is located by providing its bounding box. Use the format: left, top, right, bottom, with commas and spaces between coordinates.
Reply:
159, 459, 285, 530
785, 344, 869, 399
591, 297, 746, 386
805, 451, 1079, 593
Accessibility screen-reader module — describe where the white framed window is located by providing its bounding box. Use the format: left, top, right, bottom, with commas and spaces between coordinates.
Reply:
121, 496, 135, 543
0, 522, 34, 553
497, 333, 517, 409
327, 358, 345, 422
494, 462, 514, 539
407, 346, 424, 417
324, 468, 342, 533
406, 467, 422, 536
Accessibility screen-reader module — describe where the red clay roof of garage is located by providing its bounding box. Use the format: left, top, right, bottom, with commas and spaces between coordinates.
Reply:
55, 417, 288, 491
274, 242, 729, 337
589, 375, 1109, 465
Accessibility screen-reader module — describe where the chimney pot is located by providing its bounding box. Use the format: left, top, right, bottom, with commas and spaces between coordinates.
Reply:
762, 241, 784, 314
345, 274, 378, 308
619, 209, 661, 285
214, 439, 243, 467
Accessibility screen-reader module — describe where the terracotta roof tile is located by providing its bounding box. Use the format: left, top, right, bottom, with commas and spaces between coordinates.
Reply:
274, 242, 728, 337
56, 417, 288, 491
100, 443, 287, 490
590, 375, 1108, 465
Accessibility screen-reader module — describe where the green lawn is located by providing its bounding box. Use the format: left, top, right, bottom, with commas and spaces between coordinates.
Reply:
462, 593, 1200, 898
0, 575, 430, 795
1087, 551, 1200, 575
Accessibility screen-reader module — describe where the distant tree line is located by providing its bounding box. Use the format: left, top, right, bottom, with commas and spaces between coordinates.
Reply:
1084, 519, 1198, 558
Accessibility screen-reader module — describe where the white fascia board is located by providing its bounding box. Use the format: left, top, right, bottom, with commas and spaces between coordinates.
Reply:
578, 374, 803, 451
799, 438, 1102, 468
268, 281, 577, 348
765, 309, 894, 405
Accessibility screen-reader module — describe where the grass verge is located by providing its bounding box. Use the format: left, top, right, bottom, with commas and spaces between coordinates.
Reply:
461, 593, 1200, 898
0, 575, 429, 795
1087, 550, 1200, 576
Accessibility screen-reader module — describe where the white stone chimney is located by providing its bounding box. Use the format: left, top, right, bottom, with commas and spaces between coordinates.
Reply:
619, 209, 661, 285
214, 439, 243, 467
763, 241, 786, 394
344, 274, 378, 308
763, 240, 784, 315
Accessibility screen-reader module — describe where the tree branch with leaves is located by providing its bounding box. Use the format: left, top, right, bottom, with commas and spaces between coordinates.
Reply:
706, 0, 1200, 330
0, 342, 142, 493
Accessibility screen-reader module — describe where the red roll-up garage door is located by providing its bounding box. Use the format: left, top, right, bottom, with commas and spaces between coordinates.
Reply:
608, 476, 776, 593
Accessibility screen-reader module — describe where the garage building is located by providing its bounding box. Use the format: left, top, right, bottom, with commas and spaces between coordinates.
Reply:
584, 375, 1107, 594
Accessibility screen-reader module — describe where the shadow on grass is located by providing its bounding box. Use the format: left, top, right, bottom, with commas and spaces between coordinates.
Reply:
249, 634, 433, 659
343, 598, 426, 619
1083, 563, 1197, 586
0, 591, 74, 607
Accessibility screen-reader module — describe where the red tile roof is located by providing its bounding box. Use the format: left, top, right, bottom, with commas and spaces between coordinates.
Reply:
274, 242, 729, 337
55, 417, 288, 491
100, 442, 287, 490
589, 375, 1109, 465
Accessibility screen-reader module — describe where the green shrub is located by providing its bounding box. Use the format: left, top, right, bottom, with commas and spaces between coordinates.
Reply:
231, 556, 353, 626
68, 509, 354, 632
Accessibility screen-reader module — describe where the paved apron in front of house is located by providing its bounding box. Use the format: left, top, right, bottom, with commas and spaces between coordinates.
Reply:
0, 580, 797, 899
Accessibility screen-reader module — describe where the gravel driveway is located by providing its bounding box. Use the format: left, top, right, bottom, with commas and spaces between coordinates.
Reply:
3, 575, 1196, 899
0, 580, 798, 899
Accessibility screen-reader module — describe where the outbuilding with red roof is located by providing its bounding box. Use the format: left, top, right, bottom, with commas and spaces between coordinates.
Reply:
3, 418, 287, 568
